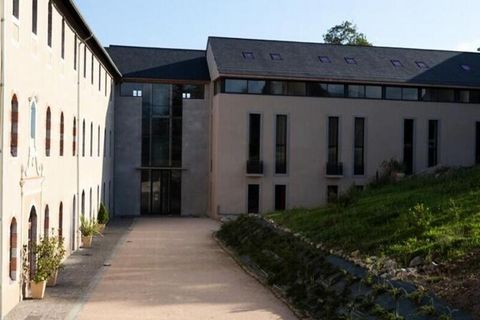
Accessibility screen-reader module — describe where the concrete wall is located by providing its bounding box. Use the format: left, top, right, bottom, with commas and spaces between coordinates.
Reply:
210, 93, 480, 217
1, 0, 114, 316
113, 92, 142, 216
181, 85, 210, 216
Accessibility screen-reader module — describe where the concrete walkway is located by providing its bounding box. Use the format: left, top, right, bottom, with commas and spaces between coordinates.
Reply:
78, 218, 297, 320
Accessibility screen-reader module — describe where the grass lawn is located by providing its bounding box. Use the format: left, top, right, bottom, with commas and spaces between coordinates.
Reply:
267, 166, 480, 266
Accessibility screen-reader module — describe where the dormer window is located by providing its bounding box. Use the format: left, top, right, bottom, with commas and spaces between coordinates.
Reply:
345, 57, 357, 64
242, 52, 255, 60
461, 64, 471, 71
319, 56, 331, 63
270, 53, 283, 61
391, 60, 403, 67
416, 61, 429, 69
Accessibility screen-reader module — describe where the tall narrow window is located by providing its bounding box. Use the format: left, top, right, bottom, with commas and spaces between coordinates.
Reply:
45, 108, 51, 156
103, 128, 106, 157
247, 114, 262, 174
58, 202, 63, 239
354, 117, 365, 175
10, 95, 19, 157
99, 65, 102, 91
81, 191, 85, 215
82, 120, 85, 157
74, 36, 77, 70
47, 1, 52, 47
105, 72, 108, 96
428, 120, 439, 167
247, 184, 260, 214
83, 46, 87, 78
44, 206, 50, 237
9, 218, 18, 281
12, 0, 19, 18
328, 117, 339, 164
61, 19, 65, 59
72, 117, 77, 156
97, 126, 100, 156
274, 185, 286, 211
275, 115, 288, 174
89, 188, 93, 218
404, 119, 414, 175
32, 0, 38, 34
91, 53, 94, 85
476, 122, 480, 164
60, 113, 64, 156
90, 123, 93, 157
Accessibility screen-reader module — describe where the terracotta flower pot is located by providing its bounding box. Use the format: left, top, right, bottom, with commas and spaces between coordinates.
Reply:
82, 235, 93, 248
47, 270, 59, 287
30, 280, 47, 299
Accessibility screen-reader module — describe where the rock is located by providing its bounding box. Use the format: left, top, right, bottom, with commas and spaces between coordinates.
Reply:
409, 256, 425, 268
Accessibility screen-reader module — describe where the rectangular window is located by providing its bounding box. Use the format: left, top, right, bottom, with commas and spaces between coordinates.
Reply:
354, 117, 365, 175
47, 2, 52, 47
120, 82, 143, 97
32, 0, 38, 34
270, 81, 288, 95
182, 84, 204, 99
365, 86, 382, 99
404, 119, 414, 175
13, 0, 19, 18
385, 87, 402, 100
327, 84, 345, 97
247, 184, 260, 214
274, 185, 286, 211
348, 85, 365, 98
402, 88, 419, 101
248, 80, 267, 94
421, 88, 455, 102
99, 65, 102, 91
91, 53, 94, 84
327, 185, 338, 203
224, 79, 247, 93
275, 115, 288, 174
74, 36, 77, 70
83, 46, 87, 78
328, 117, 339, 164
61, 19, 65, 59
476, 122, 480, 164
428, 120, 439, 167
248, 114, 261, 162
287, 82, 306, 96
306, 83, 328, 97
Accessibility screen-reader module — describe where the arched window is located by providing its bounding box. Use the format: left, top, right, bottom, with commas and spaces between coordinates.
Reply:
44, 205, 50, 237
58, 202, 63, 239
30, 101, 37, 145
73, 117, 77, 156
81, 190, 85, 216
47, 1, 52, 47
82, 120, 85, 157
72, 195, 76, 251
97, 185, 100, 212
60, 112, 64, 156
89, 188, 93, 219
12, 0, 19, 19
45, 107, 51, 157
10, 95, 18, 157
10, 218, 18, 281
97, 126, 100, 157
90, 122, 93, 157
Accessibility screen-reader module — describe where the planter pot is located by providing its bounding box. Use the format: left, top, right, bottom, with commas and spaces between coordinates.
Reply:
82, 235, 93, 248
98, 224, 106, 233
47, 270, 59, 287
30, 280, 47, 299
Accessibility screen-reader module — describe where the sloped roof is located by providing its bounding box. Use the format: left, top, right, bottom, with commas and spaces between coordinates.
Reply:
106, 45, 210, 82
208, 37, 480, 88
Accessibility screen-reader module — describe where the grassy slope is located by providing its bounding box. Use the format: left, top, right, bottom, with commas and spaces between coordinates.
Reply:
268, 167, 480, 265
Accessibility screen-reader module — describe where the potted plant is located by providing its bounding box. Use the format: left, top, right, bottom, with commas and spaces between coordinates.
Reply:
30, 237, 56, 299
97, 203, 110, 232
80, 215, 101, 248
47, 235, 66, 287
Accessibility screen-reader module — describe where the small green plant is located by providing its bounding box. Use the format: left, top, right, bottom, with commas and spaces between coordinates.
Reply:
408, 203, 432, 232
79, 215, 101, 237
407, 288, 427, 305
97, 203, 110, 225
49, 232, 66, 273
418, 298, 437, 316
31, 236, 58, 283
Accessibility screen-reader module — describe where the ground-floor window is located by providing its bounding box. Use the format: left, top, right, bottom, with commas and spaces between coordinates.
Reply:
10, 218, 17, 281
247, 184, 260, 214
274, 185, 286, 211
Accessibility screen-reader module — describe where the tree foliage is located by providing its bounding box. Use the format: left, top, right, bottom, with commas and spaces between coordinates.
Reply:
323, 21, 372, 46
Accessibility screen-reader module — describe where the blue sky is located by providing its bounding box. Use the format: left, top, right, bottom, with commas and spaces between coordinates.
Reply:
74, 0, 480, 52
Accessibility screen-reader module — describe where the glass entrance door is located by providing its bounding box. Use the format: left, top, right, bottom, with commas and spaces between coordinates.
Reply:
142, 170, 181, 216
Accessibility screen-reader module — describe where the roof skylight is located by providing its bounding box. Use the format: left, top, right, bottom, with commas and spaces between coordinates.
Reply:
345, 57, 357, 64
242, 52, 255, 60
391, 60, 403, 67
416, 61, 429, 69
318, 56, 331, 63
461, 64, 471, 71
270, 53, 283, 61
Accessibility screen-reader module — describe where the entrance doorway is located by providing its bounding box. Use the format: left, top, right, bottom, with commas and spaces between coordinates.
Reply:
28, 207, 38, 280
141, 170, 181, 215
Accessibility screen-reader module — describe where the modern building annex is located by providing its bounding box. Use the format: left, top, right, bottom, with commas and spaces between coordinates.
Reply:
2, 0, 480, 317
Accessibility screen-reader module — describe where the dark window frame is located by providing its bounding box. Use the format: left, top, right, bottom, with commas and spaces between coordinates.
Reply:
61, 19, 65, 59
274, 185, 287, 211
12, 0, 19, 19
354, 117, 365, 176
428, 120, 439, 167
47, 1, 52, 47
32, 0, 38, 34
247, 184, 260, 214
275, 115, 288, 174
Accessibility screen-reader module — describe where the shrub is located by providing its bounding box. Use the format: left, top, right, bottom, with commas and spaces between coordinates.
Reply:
79, 215, 101, 237
97, 203, 109, 225
371, 158, 405, 187
31, 236, 61, 283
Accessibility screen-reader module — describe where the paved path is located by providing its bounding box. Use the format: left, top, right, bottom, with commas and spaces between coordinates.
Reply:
78, 218, 297, 320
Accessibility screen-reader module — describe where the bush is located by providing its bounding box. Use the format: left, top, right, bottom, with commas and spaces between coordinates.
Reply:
371, 158, 405, 187
97, 203, 109, 225
79, 215, 101, 237
32, 236, 60, 283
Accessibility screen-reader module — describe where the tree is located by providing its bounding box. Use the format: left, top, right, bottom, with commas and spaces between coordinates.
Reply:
323, 21, 372, 46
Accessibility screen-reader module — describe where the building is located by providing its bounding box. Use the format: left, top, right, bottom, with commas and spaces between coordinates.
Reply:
2, 0, 480, 317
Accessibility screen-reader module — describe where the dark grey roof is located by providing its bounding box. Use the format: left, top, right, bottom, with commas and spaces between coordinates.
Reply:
208, 37, 480, 88
106, 45, 210, 81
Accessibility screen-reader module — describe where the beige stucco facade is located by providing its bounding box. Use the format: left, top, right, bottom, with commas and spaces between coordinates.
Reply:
0, 0, 115, 316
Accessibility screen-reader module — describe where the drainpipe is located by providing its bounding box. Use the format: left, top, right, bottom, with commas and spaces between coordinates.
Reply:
0, 0, 5, 315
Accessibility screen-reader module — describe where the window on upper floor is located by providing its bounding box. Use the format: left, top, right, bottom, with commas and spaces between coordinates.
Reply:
12, 0, 19, 19
90, 122, 93, 157
60, 112, 64, 156
83, 46, 87, 78
82, 120, 85, 157
61, 19, 65, 59
47, 1, 52, 47
242, 52, 254, 60
58, 203, 63, 239
182, 84, 204, 99
45, 107, 51, 157
345, 57, 357, 64
10, 95, 18, 157
73, 117, 77, 156
416, 61, 429, 69
319, 56, 331, 63
32, 0, 38, 34
99, 65, 102, 91
74, 36, 77, 70
270, 53, 282, 61
97, 126, 100, 157
91, 54, 94, 84
391, 60, 403, 67
120, 82, 143, 97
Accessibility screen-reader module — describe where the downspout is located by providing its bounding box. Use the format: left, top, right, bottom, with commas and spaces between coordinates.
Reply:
0, 0, 5, 316
76, 35, 92, 246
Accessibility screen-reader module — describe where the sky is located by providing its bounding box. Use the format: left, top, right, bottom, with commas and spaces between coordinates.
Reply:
74, 0, 480, 52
